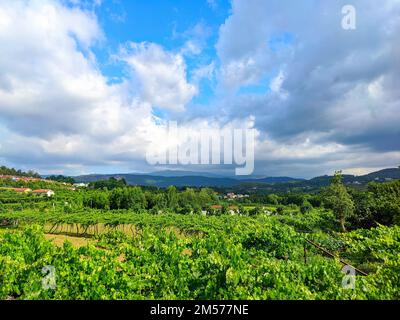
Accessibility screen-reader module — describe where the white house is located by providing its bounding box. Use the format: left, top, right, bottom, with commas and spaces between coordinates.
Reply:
32, 189, 55, 197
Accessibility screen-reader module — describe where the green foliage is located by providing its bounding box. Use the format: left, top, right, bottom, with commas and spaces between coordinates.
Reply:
165, 186, 178, 209
321, 172, 355, 232
83, 191, 110, 210
266, 194, 280, 205
0, 166, 40, 178
0, 175, 399, 300
348, 180, 400, 229
0, 178, 59, 190
281, 193, 306, 206
300, 200, 313, 214
1, 221, 398, 300
89, 177, 127, 190
109, 187, 147, 211
248, 205, 263, 216
46, 175, 75, 184
275, 206, 285, 215
241, 223, 299, 259
272, 209, 337, 233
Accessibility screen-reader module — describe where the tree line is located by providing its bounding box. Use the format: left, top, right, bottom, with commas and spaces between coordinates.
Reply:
225, 172, 400, 231
82, 185, 219, 215
0, 166, 40, 178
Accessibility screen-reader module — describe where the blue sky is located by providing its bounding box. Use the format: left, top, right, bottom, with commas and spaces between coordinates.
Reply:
0, 0, 399, 178
91, 0, 229, 84
88, 0, 233, 118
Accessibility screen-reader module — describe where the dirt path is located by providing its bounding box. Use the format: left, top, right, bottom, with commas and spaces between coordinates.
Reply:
44, 234, 93, 248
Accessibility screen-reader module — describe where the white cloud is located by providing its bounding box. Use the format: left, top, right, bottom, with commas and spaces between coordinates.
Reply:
216, 0, 274, 90
119, 42, 198, 112
0, 0, 159, 173
180, 23, 212, 56
207, 0, 217, 10
269, 70, 288, 100
192, 62, 215, 84
0, 0, 224, 174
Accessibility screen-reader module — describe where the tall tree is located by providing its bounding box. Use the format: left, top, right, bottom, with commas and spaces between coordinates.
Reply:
166, 186, 178, 210
322, 171, 354, 232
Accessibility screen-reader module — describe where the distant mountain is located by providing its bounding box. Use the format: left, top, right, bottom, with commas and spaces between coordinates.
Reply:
309, 168, 400, 185
74, 167, 400, 189
148, 170, 225, 178
74, 173, 303, 188
359, 168, 400, 182
244, 176, 305, 184
74, 174, 240, 188
308, 174, 355, 185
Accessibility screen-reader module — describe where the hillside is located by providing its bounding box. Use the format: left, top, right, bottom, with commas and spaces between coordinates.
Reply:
74, 168, 400, 191
74, 167, 400, 189
74, 174, 240, 188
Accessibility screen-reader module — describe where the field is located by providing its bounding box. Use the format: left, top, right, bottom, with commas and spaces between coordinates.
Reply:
0, 177, 399, 300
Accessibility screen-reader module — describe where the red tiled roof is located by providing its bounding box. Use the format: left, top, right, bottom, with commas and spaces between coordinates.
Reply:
13, 188, 31, 192
210, 205, 238, 210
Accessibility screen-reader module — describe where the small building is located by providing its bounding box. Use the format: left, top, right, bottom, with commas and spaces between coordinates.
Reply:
73, 183, 88, 188
32, 189, 55, 197
13, 188, 32, 193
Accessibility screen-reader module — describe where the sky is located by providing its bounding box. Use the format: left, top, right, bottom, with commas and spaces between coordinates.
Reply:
0, 0, 399, 178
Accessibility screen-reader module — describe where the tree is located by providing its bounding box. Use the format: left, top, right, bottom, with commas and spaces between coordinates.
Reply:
145, 191, 167, 210
0, 165, 40, 178
249, 205, 263, 216
237, 204, 247, 216
300, 200, 313, 214
282, 193, 305, 206
89, 177, 127, 190
353, 180, 400, 227
322, 171, 354, 232
198, 188, 218, 206
221, 204, 229, 215
275, 206, 285, 215
179, 188, 198, 208
47, 175, 75, 184
109, 187, 146, 211
83, 191, 109, 210
166, 186, 178, 210
266, 194, 280, 205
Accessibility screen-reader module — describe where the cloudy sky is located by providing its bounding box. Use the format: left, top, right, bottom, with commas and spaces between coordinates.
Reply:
0, 0, 399, 178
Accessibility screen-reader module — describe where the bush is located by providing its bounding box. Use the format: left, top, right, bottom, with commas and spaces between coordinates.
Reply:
109, 187, 147, 211
83, 191, 109, 210
300, 201, 313, 214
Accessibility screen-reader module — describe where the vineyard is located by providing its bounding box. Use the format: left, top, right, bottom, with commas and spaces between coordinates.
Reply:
0, 176, 399, 300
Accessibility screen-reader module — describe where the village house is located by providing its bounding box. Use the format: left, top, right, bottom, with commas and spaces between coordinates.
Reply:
32, 189, 55, 197
209, 205, 239, 215
13, 188, 32, 193
0, 175, 46, 183
73, 183, 89, 188
224, 193, 250, 200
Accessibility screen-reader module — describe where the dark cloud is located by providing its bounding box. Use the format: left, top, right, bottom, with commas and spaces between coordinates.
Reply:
215, 0, 400, 173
